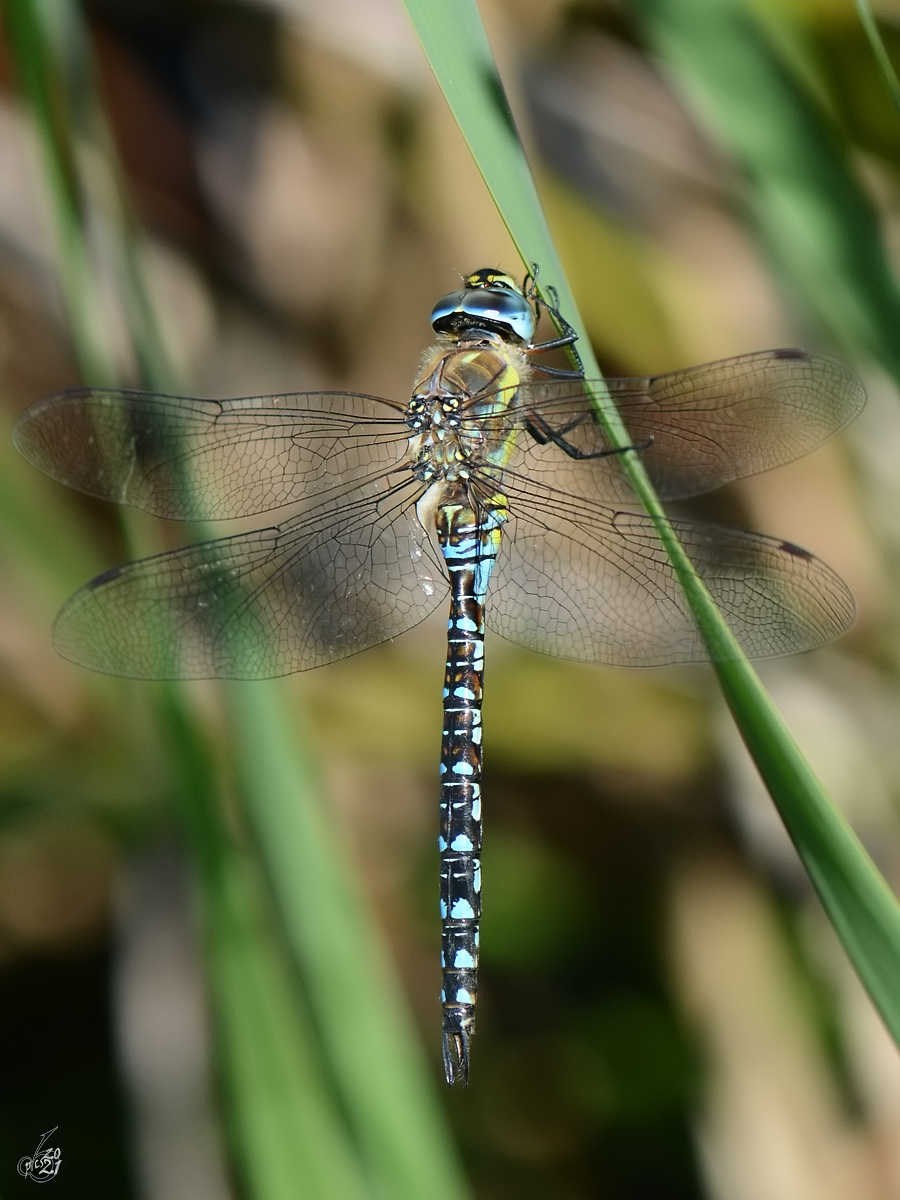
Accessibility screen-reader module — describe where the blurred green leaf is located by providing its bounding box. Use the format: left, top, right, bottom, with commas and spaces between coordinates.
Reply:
852, 0, 900, 118
156, 688, 373, 1200
208, 879, 370, 1200
631, 0, 900, 383
226, 680, 469, 1200
403, 0, 900, 1050
479, 831, 591, 970
3, 0, 117, 384
568, 995, 697, 1125
814, 16, 900, 164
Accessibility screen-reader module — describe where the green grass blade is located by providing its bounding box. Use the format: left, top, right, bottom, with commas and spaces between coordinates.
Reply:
4, 0, 176, 393
853, 0, 900, 117
226, 680, 470, 1200
632, 0, 900, 385
2, 0, 116, 383
208, 875, 370, 1200
156, 689, 372, 1200
402, 0, 900, 1044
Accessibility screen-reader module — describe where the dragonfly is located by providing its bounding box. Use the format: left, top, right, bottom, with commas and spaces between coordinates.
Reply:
14, 268, 864, 1085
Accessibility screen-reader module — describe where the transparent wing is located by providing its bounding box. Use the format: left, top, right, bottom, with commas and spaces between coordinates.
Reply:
466, 350, 865, 502
13, 387, 410, 520
52, 477, 447, 679
485, 473, 855, 666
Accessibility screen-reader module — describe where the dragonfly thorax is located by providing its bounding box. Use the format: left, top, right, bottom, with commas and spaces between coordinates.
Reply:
407, 393, 472, 486
406, 342, 526, 486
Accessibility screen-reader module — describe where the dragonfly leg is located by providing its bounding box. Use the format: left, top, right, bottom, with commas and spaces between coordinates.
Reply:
525, 330, 584, 379
523, 264, 585, 377
527, 362, 585, 379
526, 412, 654, 460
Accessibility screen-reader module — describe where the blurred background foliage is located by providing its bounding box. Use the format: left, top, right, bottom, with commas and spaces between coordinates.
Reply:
0, 0, 899, 1198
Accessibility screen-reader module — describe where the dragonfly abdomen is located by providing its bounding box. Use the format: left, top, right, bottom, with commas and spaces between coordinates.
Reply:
436, 492, 504, 1085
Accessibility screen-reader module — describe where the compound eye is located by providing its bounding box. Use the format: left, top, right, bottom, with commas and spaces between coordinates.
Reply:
430, 280, 535, 343
463, 288, 535, 342
430, 289, 467, 333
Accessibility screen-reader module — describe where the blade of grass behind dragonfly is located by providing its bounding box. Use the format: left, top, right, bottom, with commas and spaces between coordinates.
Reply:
630, 0, 900, 387
401, 0, 900, 1045
2, 4, 412, 1197
155, 687, 373, 1200
2, 0, 116, 385
854, 0, 900, 116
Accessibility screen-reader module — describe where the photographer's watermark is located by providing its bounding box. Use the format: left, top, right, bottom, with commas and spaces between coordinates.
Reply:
17, 1128, 61, 1183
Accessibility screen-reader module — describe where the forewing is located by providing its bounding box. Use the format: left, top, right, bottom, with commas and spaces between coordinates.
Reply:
486, 351, 864, 502
487, 477, 855, 666
14, 387, 410, 520
52, 478, 447, 678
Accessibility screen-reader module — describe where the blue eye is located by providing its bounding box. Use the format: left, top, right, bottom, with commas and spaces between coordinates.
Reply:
430, 285, 536, 343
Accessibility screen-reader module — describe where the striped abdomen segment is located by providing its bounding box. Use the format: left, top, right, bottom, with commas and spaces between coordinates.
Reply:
436, 492, 505, 1086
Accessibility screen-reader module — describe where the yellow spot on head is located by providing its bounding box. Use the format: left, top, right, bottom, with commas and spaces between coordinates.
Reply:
464, 268, 521, 294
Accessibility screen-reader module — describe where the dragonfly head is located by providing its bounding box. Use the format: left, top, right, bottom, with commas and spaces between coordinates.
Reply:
430, 268, 536, 345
